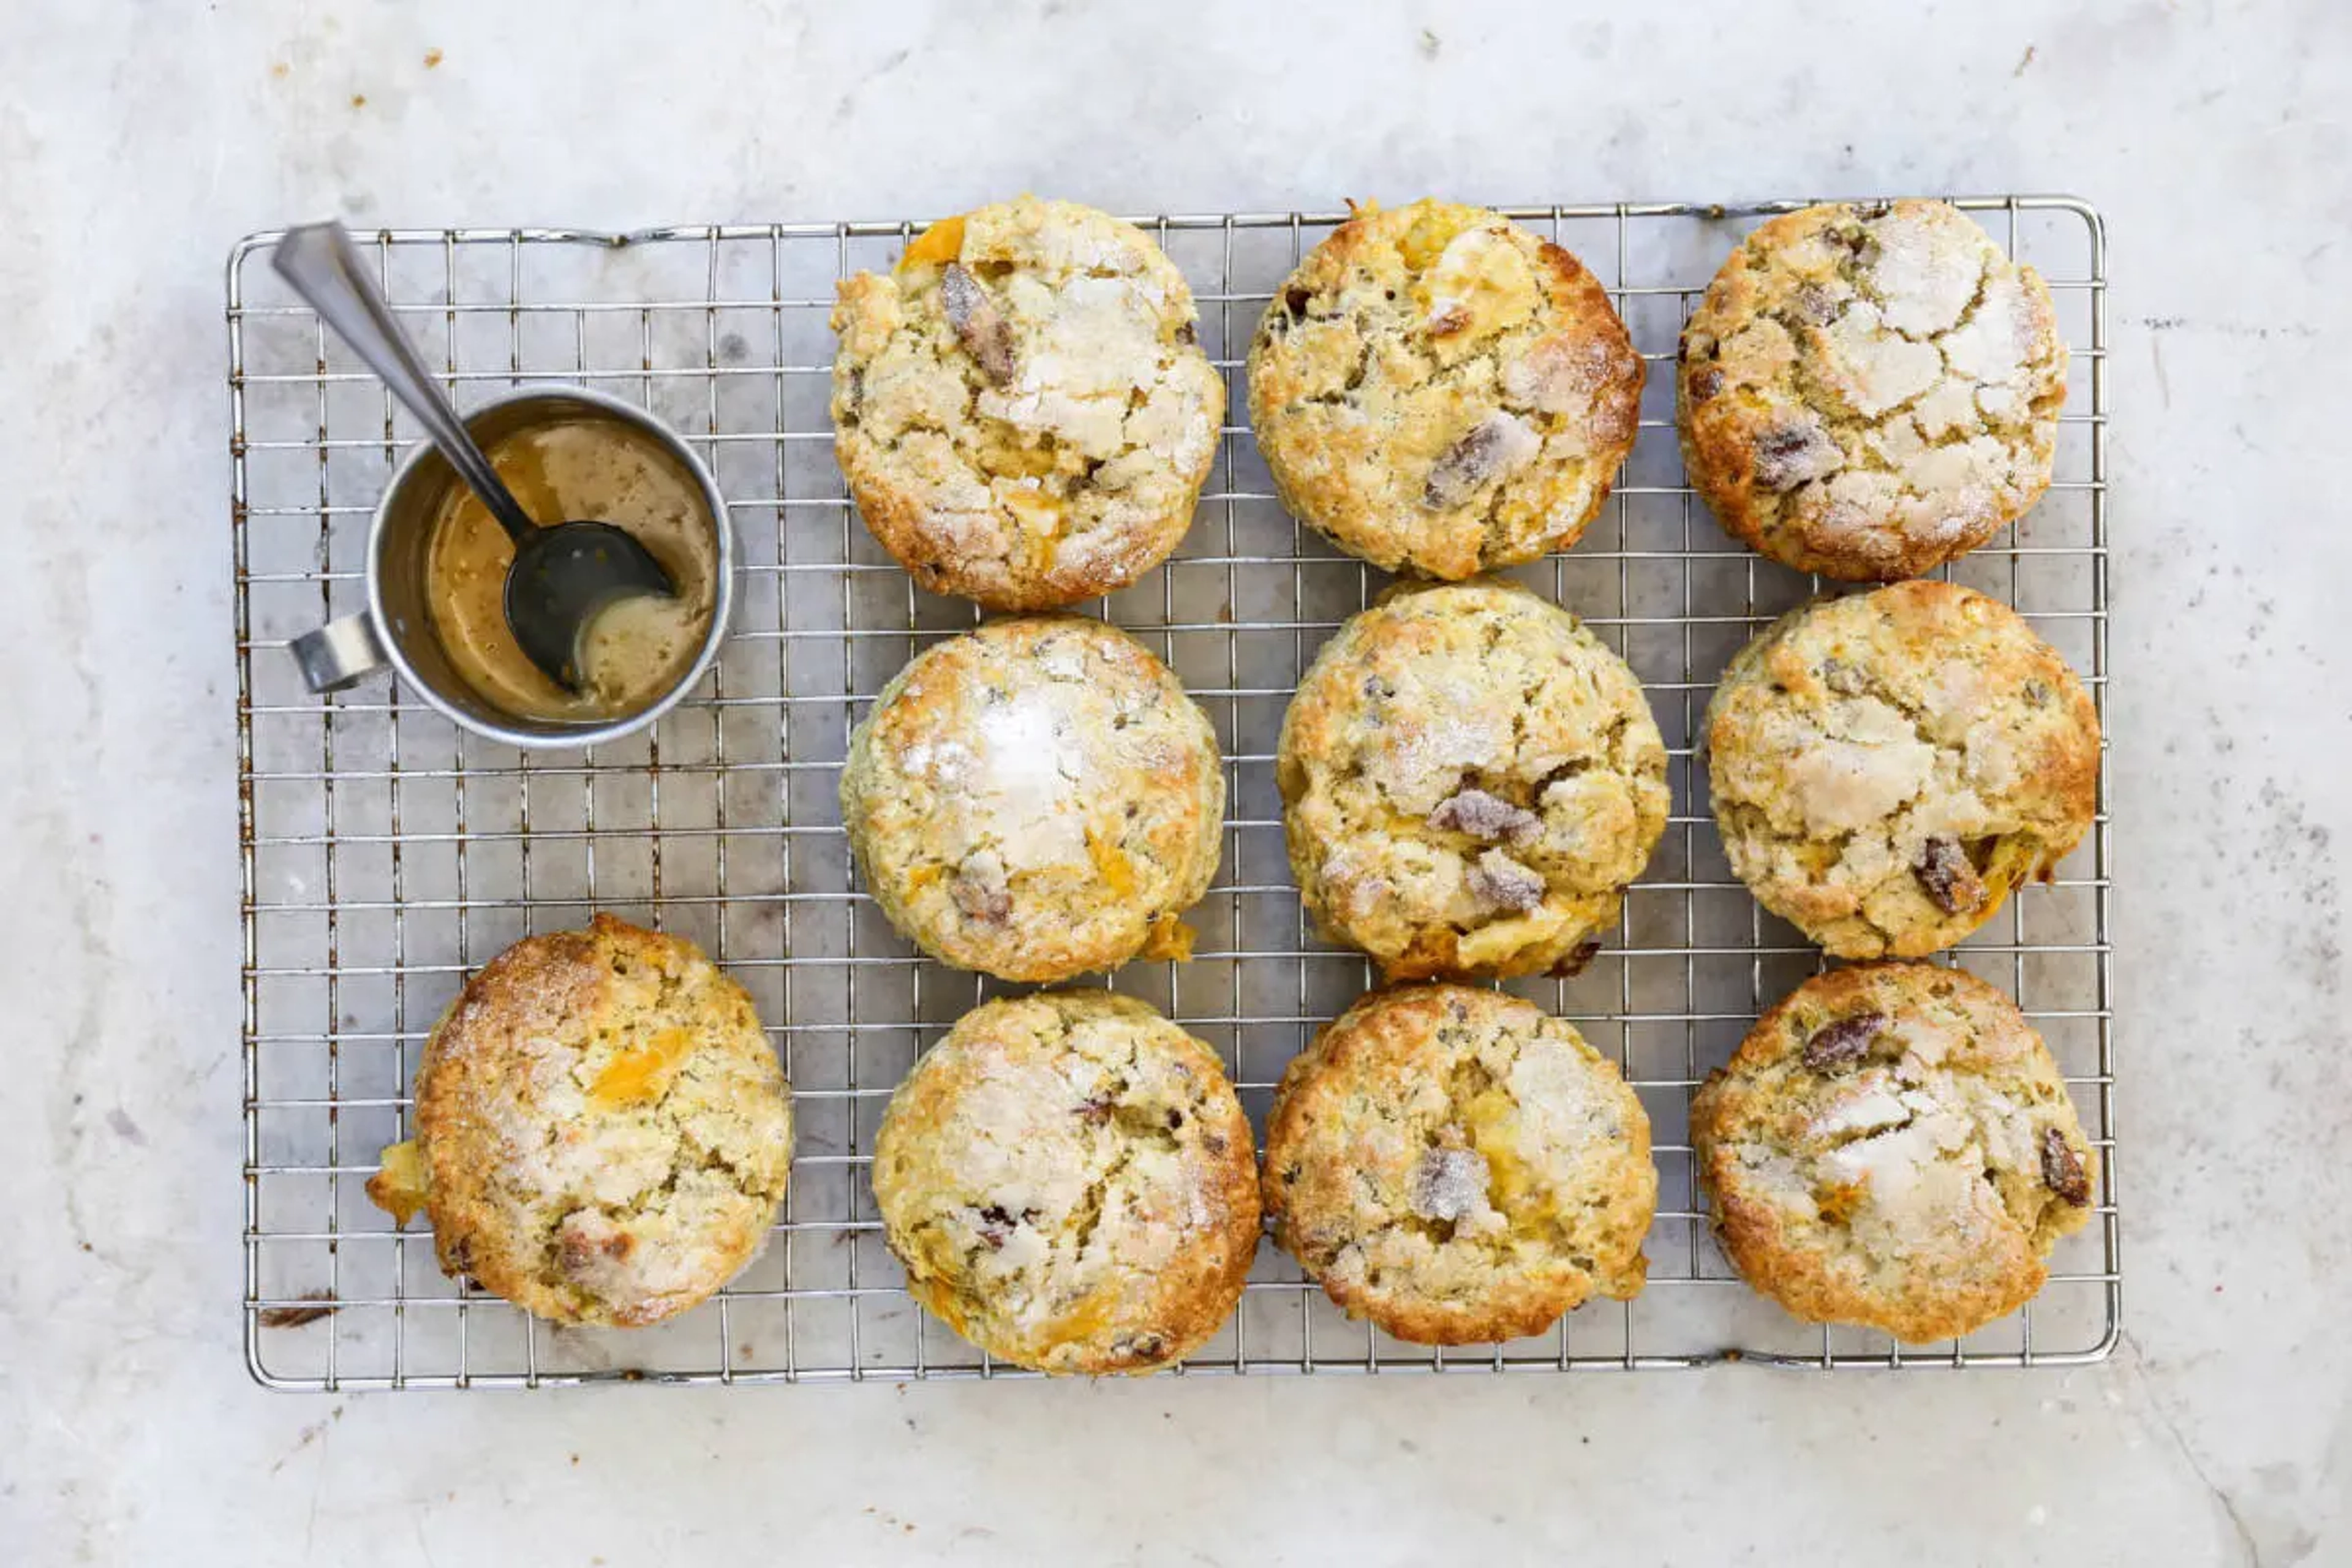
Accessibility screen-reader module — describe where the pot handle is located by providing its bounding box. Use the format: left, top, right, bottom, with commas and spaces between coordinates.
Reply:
290, 612, 390, 693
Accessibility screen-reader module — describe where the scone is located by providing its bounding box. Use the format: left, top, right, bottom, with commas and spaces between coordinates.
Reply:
1277, 578, 1668, 979
872, 990, 1260, 1374
1690, 962, 2096, 1342
1678, 198, 2068, 581
1247, 198, 1643, 578
1705, 580, 2099, 958
364, 916, 791, 1327
1262, 984, 1654, 1344
840, 616, 1224, 982
830, 196, 1224, 609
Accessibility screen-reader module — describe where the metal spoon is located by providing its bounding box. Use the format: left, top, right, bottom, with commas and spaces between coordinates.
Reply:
270, 221, 674, 693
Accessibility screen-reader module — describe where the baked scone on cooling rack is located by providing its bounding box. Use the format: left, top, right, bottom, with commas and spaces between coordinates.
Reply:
1276, 578, 1668, 981
1262, 984, 1656, 1345
872, 990, 1260, 1374
1690, 962, 2096, 1343
829, 195, 1224, 610
1677, 198, 2069, 581
1704, 580, 2100, 959
364, 915, 791, 1328
840, 614, 1224, 983
1246, 198, 1643, 578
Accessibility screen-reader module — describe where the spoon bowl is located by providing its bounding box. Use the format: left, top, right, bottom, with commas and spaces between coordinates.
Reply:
271, 221, 676, 691
505, 519, 680, 692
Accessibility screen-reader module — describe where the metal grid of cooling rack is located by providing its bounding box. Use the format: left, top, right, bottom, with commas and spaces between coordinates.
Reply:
230, 196, 2114, 1390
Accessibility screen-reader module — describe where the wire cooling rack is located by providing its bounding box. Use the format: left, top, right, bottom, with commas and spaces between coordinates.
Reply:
229, 197, 2114, 1390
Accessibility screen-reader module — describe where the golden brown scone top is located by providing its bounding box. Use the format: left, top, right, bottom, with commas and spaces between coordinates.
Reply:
1678, 199, 2067, 581
831, 196, 1223, 609
1263, 984, 1654, 1345
1691, 962, 2095, 1343
872, 991, 1259, 1374
840, 615, 1224, 982
1278, 578, 1668, 980
1706, 580, 2099, 959
1248, 199, 1643, 578
372, 915, 791, 1328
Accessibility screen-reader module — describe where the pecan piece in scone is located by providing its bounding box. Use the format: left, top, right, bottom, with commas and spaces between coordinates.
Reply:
1801, 1011, 1886, 1072
2041, 1126, 2091, 1207
940, 262, 1017, 386
1914, 837, 1988, 915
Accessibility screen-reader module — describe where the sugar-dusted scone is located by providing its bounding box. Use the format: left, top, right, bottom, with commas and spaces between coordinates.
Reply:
1705, 581, 2099, 959
830, 196, 1224, 609
1262, 984, 1654, 1344
364, 916, 791, 1328
840, 616, 1224, 982
872, 990, 1259, 1374
1691, 962, 2096, 1342
1678, 199, 2068, 581
1277, 578, 1668, 979
1248, 198, 1643, 578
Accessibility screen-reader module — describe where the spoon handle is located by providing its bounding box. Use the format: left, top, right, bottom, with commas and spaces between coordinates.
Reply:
271, 222, 541, 545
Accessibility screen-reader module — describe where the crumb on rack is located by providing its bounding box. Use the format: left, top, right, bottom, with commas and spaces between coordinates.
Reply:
257, 1289, 337, 1329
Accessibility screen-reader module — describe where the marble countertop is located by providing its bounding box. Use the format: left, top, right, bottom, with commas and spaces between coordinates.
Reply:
4, 1, 2347, 1562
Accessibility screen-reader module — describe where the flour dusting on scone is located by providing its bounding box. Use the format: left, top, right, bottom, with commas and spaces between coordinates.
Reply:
1248, 199, 1643, 578
1277, 578, 1667, 979
367, 916, 791, 1328
831, 197, 1223, 609
1678, 199, 2068, 581
1264, 984, 1655, 1344
1705, 581, 2099, 959
840, 615, 1224, 982
872, 991, 1259, 1374
1691, 962, 2095, 1343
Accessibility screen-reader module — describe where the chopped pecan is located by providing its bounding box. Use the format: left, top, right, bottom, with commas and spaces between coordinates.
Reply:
1408, 1147, 1490, 1223
1792, 282, 1840, 325
940, 262, 1016, 386
2041, 1127, 2091, 1206
1914, 837, 1989, 916
1688, 366, 1724, 404
1751, 419, 1844, 491
1427, 787, 1540, 846
950, 851, 1012, 924
1548, 938, 1604, 979
1801, 1011, 1886, 1072
1819, 655, 1866, 696
1422, 412, 1540, 509
1465, 848, 1545, 913
975, 1204, 1017, 1248
1283, 283, 1313, 318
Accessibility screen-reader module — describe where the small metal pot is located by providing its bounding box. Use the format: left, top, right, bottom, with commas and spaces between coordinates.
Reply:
289, 385, 734, 749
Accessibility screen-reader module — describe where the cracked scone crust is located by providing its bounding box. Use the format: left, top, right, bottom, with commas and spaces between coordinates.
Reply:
1264, 985, 1654, 1344
1691, 963, 2095, 1342
1678, 199, 2067, 581
1248, 200, 1643, 579
873, 991, 1259, 1374
830, 197, 1224, 609
1278, 579, 1668, 980
1706, 581, 2099, 959
841, 616, 1224, 982
365, 915, 791, 1328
